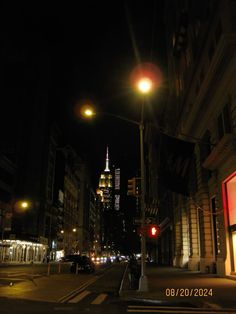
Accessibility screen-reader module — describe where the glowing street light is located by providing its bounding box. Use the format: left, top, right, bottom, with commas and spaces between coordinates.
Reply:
136, 76, 153, 292
21, 201, 29, 209
137, 77, 152, 94
81, 105, 95, 119
84, 108, 94, 117
72, 228, 77, 232
14, 200, 30, 213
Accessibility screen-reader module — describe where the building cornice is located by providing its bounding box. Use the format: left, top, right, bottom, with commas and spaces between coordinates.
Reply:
202, 133, 236, 170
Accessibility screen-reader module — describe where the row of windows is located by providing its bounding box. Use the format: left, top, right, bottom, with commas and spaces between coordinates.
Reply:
175, 15, 222, 100
189, 102, 232, 193
217, 103, 231, 139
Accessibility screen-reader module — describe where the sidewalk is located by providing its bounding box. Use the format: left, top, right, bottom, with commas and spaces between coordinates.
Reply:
120, 264, 236, 310
0, 272, 97, 302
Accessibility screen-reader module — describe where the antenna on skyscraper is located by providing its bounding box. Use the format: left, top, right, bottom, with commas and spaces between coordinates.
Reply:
104, 146, 110, 172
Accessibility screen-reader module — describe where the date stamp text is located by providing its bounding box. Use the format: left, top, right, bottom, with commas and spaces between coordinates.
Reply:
165, 288, 213, 297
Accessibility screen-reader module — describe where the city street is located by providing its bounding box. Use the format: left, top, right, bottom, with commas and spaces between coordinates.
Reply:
1, 1, 236, 313
1, 263, 236, 313
0, 262, 125, 313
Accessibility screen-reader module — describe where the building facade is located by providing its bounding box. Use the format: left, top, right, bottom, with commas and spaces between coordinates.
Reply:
97, 147, 113, 253
161, 0, 236, 276
54, 145, 97, 259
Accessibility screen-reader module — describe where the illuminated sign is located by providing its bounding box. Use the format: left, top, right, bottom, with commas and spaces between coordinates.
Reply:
115, 168, 120, 190
115, 195, 120, 211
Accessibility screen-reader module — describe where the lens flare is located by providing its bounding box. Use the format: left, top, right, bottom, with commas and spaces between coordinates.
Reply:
130, 62, 162, 93
137, 77, 153, 94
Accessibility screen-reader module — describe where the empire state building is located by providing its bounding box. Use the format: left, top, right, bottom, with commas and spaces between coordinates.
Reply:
98, 147, 112, 210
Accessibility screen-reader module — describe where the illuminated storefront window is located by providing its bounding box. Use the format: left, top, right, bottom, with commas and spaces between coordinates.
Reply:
226, 176, 236, 225
223, 171, 236, 273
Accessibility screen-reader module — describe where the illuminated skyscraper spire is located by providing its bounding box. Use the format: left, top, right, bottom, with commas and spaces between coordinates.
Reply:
104, 146, 110, 172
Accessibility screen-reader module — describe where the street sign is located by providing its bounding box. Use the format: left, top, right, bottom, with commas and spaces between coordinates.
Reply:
134, 217, 156, 225
145, 217, 156, 224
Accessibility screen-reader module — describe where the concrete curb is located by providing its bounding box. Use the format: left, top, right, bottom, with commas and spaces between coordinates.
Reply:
118, 262, 129, 296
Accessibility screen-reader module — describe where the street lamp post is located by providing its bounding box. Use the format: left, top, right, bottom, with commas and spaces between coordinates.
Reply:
137, 78, 152, 292
82, 76, 152, 291
138, 99, 148, 291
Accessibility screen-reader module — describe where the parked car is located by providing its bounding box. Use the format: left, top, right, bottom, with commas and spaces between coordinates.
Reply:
62, 254, 81, 262
70, 255, 95, 274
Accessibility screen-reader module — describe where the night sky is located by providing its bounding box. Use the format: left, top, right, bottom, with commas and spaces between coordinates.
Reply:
1, 1, 166, 188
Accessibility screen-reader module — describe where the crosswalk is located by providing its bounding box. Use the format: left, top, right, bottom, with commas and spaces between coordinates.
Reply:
60, 289, 108, 305
58, 276, 101, 303
91, 293, 108, 305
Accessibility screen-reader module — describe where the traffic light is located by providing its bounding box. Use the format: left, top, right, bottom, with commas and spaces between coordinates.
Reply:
127, 177, 136, 196
147, 225, 160, 238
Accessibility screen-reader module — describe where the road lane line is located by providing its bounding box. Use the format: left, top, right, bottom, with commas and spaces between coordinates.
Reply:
58, 276, 100, 303
91, 293, 107, 305
68, 290, 91, 303
58, 265, 118, 303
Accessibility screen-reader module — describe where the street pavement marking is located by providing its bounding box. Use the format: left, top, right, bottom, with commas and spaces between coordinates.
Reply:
91, 293, 108, 305
58, 276, 99, 303
68, 290, 91, 303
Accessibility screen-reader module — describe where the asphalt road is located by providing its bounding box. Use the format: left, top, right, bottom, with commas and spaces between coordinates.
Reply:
1, 263, 235, 314
0, 262, 127, 313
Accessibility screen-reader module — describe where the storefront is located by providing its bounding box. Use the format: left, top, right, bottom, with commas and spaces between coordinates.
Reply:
222, 171, 236, 275
0, 239, 48, 263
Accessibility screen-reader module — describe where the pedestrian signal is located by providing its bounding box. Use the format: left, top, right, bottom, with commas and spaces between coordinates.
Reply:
147, 225, 160, 238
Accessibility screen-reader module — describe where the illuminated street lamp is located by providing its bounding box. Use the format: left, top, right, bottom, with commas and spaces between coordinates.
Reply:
81, 105, 95, 119
1, 199, 30, 262
137, 77, 152, 94
72, 228, 77, 232
81, 70, 156, 291
84, 108, 94, 117
136, 76, 152, 292
21, 201, 29, 209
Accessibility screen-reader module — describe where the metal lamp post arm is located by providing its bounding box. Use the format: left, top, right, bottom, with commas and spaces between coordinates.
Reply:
98, 112, 140, 127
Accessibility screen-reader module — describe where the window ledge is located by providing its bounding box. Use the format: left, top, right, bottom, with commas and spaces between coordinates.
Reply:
202, 133, 236, 170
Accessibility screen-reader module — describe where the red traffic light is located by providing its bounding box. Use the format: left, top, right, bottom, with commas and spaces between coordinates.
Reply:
148, 225, 160, 238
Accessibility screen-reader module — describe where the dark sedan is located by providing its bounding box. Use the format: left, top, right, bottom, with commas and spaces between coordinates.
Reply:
70, 255, 95, 274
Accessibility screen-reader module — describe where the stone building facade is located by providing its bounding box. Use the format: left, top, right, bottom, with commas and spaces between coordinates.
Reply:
162, 0, 236, 276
